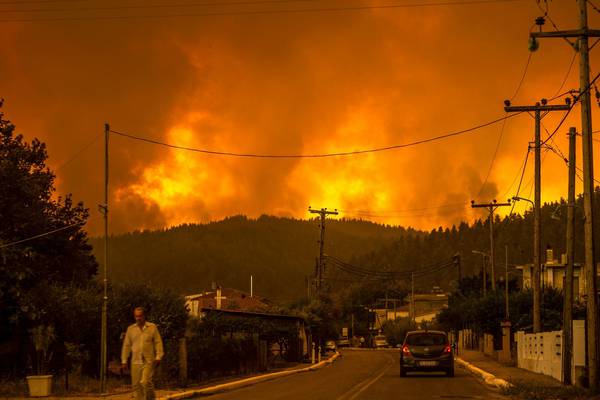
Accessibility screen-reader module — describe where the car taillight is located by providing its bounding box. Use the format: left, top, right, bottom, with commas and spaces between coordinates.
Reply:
402, 345, 411, 355
443, 345, 452, 354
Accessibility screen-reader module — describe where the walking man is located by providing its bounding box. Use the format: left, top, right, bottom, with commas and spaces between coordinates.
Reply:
121, 307, 164, 400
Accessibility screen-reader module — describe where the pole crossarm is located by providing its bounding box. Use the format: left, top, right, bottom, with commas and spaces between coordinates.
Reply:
504, 104, 571, 112
530, 29, 600, 39
471, 201, 511, 210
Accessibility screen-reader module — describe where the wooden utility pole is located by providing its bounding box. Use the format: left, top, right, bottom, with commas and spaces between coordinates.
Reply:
100, 123, 109, 393
505, 245, 509, 320
470, 200, 511, 291
308, 207, 338, 293
529, 2, 600, 386
454, 253, 462, 289
504, 101, 570, 333
411, 272, 415, 326
563, 127, 577, 385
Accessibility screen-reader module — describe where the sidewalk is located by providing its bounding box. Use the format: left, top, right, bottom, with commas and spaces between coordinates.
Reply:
0, 353, 340, 400
457, 348, 563, 388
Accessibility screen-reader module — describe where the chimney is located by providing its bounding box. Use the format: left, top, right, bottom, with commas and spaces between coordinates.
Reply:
211, 281, 216, 290
216, 286, 222, 310
546, 247, 554, 264
561, 253, 567, 265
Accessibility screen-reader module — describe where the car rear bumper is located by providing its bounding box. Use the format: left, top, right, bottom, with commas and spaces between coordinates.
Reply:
401, 355, 453, 372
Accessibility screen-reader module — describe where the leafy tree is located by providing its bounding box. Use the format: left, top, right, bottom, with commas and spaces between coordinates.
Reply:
0, 101, 98, 377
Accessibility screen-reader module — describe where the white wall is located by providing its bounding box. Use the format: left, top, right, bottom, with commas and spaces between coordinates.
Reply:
516, 321, 585, 383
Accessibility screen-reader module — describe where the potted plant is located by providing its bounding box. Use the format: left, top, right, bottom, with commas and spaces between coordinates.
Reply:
26, 325, 56, 397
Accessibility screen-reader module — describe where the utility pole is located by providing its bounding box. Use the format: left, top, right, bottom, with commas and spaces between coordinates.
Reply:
100, 123, 109, 393
308, 207, 338, 293
563, 127, 577, 385
472, 250, 488, 296
453, 253, 462, 292
529, 3, 599, 386
411, 272, 415, 326
470, 200, 511, 291
504, 101, 570, 333
505, 245, 509, 320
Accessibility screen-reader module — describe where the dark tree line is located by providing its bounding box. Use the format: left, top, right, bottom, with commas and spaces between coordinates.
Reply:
342, 194, 600, 293
90, 217, 413, 302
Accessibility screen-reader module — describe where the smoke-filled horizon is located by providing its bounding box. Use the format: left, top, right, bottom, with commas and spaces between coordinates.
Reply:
3, 0, 600, 235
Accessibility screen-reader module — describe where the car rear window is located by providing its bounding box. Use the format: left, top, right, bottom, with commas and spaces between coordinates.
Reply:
405, 333, 447, 346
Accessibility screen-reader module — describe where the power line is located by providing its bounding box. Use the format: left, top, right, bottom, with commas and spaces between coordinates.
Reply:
54, 132, 102, 173
339, 203, 467, 218
326, 254, 456, 279
0, 0, 526, 22
0, 218, 95, 249
507, 144, 531, 215
109, 113, 521, 159
0, 0, 84, 4
542, 71, 600, 146
501, 146, 530, 200
477, 114, 507, 198
509, 52, 533, 101
0, 0, 328, 13
551, 52, 577, 99
342, 205, 470, 219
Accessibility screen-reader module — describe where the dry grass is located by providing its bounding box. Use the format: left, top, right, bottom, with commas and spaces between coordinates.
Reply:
502, 381, 591, 400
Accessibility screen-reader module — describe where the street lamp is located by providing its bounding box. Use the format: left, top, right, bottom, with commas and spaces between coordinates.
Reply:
512, 196, 534, 209
472, 250, 489, 296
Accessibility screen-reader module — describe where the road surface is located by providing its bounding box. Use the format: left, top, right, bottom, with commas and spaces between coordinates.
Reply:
196, 349, 505, 399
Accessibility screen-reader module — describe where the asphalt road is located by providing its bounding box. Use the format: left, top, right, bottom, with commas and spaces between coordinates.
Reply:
196, 349, 506, 400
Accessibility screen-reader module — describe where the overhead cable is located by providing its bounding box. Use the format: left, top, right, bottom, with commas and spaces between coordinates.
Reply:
109, 113, 522, 159
0, 0, 526, 22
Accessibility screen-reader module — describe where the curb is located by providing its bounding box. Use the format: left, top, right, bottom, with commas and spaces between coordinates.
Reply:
455, 357, 512, 389
342, 347, 399, 352
160, 352, 341, 400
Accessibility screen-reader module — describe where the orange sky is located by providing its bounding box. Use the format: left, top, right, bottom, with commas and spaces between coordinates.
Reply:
2, 0, 600, 235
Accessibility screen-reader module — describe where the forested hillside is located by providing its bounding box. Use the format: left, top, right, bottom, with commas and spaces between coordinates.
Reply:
90, 215, 415, 301
92, 190, 600, 303
338, 193, 600, 294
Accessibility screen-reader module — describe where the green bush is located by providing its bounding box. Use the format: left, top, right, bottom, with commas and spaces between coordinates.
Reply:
108, 283, 188, 381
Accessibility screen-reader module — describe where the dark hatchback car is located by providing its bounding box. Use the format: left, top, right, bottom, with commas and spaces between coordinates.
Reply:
399, 330, 454, 377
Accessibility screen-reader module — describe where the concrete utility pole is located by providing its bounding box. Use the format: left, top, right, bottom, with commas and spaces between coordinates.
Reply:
529, 2, 600, 386
563, 127, 577, 385
100, 123, 109, 393
308, 207, 338, 293
470, 200, 511, 291
504, 100, 570, 333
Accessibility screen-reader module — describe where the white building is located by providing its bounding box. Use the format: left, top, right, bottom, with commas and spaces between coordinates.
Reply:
517, 249, 585, 300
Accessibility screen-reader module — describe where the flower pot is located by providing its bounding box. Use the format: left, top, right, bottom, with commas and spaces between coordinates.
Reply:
26, 375, 52, 397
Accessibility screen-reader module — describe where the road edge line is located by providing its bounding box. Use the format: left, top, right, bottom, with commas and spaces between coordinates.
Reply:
161, 352, 341, 400
455, 357, 512, 389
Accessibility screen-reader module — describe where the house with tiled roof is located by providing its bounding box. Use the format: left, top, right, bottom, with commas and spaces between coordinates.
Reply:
185, 285, 271, 316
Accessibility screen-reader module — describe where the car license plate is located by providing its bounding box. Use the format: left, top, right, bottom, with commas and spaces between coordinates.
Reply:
419, 361, 438, 367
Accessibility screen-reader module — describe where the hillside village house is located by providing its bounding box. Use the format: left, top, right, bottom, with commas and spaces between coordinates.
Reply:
372, 292, 448, 331
185, 285, 310, 365
517, 248, 586, 300
185, 286, 270, 315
